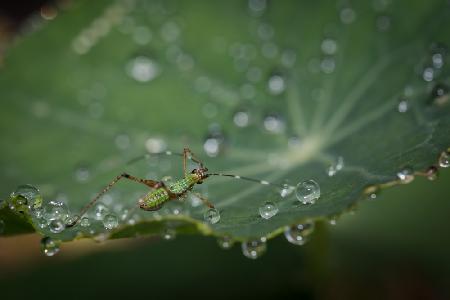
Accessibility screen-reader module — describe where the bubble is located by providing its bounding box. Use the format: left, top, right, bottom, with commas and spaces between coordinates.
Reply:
267, 73, 286, 95
80, 217, 90, 227
103, 213, 119, 230
280, 184, 295, 198
40, 237, 60, 257
233, 110, 250, 127
439, 151, 450, 168
263, 114, 285, 134
0, 219, 4, 234
321, 38, 338, 55
74, 166, 90, 182
295, 180, 320, 204
397, 167, 415, 184
284, 221, 315, 245
422, 67, 434, 82
397, 98, 409, 113
217, 236, 234, 250
327, 156, 344, 176
431, 83, 449, 106
94, 202, 109, 220
241, 238, 267, 259
162, 228, 176, 240
126, 56, 160, 82
49, 219, 65, 233
340, 7, 356, 24
204, 208, 220, 224
258, 201, 278, 220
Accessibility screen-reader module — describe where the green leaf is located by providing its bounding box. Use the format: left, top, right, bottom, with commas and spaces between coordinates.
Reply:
0, 0, 449, 247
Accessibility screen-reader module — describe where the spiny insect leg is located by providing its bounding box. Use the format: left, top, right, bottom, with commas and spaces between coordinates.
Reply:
183, 147, 205, 174
191, 192, 215, 209
66, 173, 160, 227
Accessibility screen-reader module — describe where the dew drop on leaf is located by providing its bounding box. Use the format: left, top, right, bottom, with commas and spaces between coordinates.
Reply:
217, 235, 234, 250
48, 219, 65, 233
280, 184, 295, 198
258, 201, 278, 220
40, 237, 60, 257
439, 151, 450, 168
397, 167, 415, 184
204, 208, 220, 224
327, 156, 344, 176
241, 238, 267, 259
94, 202, 109, 220
263, 114, 285, 134
284, 221, 315, 245
397, 98, 409, 113
295, 180, 320, 204
126, 55, 159, 82
103, 213, 119, 229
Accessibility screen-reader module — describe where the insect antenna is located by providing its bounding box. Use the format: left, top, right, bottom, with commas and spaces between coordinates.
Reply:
207, 172, 293, 190
127, 151, 184, 166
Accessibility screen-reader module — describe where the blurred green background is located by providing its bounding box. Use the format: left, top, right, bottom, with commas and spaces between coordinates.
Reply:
0, 1, 449, 299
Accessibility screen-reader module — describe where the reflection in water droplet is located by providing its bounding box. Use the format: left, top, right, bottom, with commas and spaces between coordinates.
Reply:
204, 208, 220, 224
41, 237, 60, 256
259, 201, 278, 219
263, 114, 285, 134
284, 221, 315, 245
217, 235, 234, 250
233, 110, 250, 128
439, 151, 450, 168
126, 56, 160, 82
267, 73, 286, 95
241, 238, 267, 259
295, 180, 320, 204
397, 167, 415, 184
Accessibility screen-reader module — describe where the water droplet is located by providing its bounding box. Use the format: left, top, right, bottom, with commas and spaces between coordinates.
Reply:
365, 185, 380, 200
321, 38, 338, 55
340, 7, 356, 24
295, 180, 320, 204
263, 114, 285, 134
217, 236, 234, 250
397, 167, 415, 184
267, 73, 286, 95
280, 184, 295, 198
422, 67, 434, 82
258, 201, 278, 219
103, 213, 119, 230
257, 23, 274, 40
49, 219, 65, 233
126, 55, 160, 82
203, 126, 225, 157
204, 208, 220, 224
246, 67, 262, 82
431, 83, 449, 106
145, 137, 167, 153
397, 98, 409, 113
432, 53, 444, 69
425, 166, 439, 181
40, 237, 60, 256
284, 221, 315, 245
37, 218, 47, 229
74, 165, 90, 182
160, 21, 180, 43
64, 215, 79, 227
80, 217, 90, 227
439, 151, 450, 168
10, 184, 40, 205
233, 110, 250, 128
0, 219, 5, 234
44, 200, 69, 222
162, 228, 176, 240
327, 156, 344, 176
241, 238, 267, 259
94, 202, 109, 220
320, 57, 335, 74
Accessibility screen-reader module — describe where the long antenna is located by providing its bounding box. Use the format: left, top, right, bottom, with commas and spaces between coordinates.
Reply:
207, 172, 292, 190
127, 151, 184, 165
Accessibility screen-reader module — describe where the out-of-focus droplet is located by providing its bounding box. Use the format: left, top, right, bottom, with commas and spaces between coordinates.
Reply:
241, 238, 267, 259
284, 221, 315, 245
126, 56, 160, 82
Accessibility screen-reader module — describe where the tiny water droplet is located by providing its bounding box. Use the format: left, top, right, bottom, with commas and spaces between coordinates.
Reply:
280, 184, 295, 198
241, 238, 267, 259
431, 83, 449, 106
284, 221, 315, 245
258, 201, 278, 220
103, 213, 119, 229
162, 176, 173, 184
64, 215, 79, 227
267, 73, 286, 95
432, 53, 444, 69
49, 219, 65, 233
80, 217, 90, 227
425, 166, 439, 181
397, 167, 415, 184
327, 156, 344, 176
263, 114, 285, 134
204, 208, 220, 224
397, 98, 409, 113
126, 55, 160, 82
295, 180, 320, 204
439, 151, 450, 168
162, 228, 176, 240
40, 237, 60, 257
422, 67, 434, 82
321, 38, 338, 55
320, 57, 335, 74
233, 110, 250, 128
94, 202, 109, 220
217, 235, 234, 250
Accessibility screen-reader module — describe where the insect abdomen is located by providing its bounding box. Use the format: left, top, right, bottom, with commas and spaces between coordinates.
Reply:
141, 188, 169, 210
167, 174, 198, 194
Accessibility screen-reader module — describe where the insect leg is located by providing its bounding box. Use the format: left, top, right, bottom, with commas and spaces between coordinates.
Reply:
190, 192, 215, 209
66, 173, 161, 227
183, 147, 205, 169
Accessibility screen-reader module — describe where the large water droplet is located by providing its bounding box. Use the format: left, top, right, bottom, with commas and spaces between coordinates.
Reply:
44, 200, 69, 222
397, 167, 414, 184
439, 151, 450, 168
284, 221, 315, 245
295, 180, 320, 204
10, 185, 42, 213
217, 235, 234, 250
103, 213, 119, 229
126, 55, 160, 82
40, 237, 60, 256
204, 208, 220, 224
241, 238, 267, 259
258, 201, 278, 219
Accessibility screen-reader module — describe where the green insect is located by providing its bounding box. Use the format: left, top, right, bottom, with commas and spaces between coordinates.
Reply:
66, 147, 283, 227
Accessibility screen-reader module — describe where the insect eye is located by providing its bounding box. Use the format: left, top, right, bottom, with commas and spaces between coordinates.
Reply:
191, 169, 197, 174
